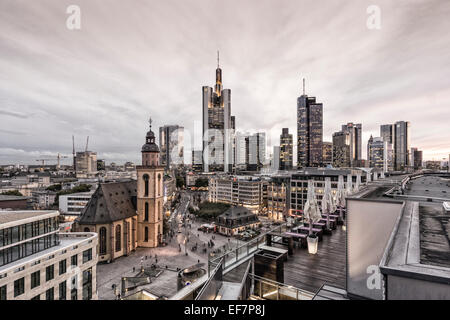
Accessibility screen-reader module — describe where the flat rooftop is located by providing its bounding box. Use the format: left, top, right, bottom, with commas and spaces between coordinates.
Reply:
0, 210, 58, 227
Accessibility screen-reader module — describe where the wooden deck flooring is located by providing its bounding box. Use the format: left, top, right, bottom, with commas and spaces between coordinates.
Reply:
274, 225, 347, 293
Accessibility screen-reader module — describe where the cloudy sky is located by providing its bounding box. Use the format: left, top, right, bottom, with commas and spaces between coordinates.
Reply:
1, 0, 449, 165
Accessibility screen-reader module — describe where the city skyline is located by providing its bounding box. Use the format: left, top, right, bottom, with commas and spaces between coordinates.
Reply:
1, 0, 450, 165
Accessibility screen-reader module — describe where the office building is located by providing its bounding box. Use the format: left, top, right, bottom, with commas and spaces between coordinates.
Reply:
272, 146, 280, 171
411, 148, 423, 170
341, 123, 362, 166
297, 80, 323, 168
192, 150, 203, 172
394, 121, 411, 171
0, 210, 98, 300
59, 192, 94, 217
380, 122, 411, 171
202, 52, 234, 173
266, 176, 289, 221
367, 135, 393, 172
322, 142, 333, 166
332, 131, 351, 168
280, 128, 293, 170
159, 125, 184, 170
246, 132, 266, 171
208, 176, 264, 213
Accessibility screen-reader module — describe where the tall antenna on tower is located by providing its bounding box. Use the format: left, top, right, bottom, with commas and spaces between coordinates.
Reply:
303, 78, 305, 95
217, 50, 220, 68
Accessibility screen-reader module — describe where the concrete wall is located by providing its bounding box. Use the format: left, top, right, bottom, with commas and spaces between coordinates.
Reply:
387, 275, 450, 300
346, 199, 403, 300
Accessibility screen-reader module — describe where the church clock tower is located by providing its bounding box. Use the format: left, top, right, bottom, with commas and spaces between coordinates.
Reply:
136, 117, 164, 248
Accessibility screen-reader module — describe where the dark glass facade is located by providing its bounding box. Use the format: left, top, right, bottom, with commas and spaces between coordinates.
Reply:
297, 95, 323, 168
0, 217, 59, 267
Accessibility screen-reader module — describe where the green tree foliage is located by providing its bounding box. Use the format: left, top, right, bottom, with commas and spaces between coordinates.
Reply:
194, 178, 209, 188
1, 190, 23, 197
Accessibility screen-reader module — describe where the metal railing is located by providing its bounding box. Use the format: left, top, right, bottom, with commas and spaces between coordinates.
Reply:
208, 223, 287, 274
249, 274, 314, 300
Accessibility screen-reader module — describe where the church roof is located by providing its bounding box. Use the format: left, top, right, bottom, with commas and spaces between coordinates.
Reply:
77, 180, 137, 225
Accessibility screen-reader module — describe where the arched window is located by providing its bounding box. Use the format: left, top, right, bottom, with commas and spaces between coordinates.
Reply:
115, 225, 121, 252
144, 227, 149, 242
84, 227, 90, 232
157, 202, 160, 221
99, 227, 107, 255
145, 202, 149, 221
158, 174, 161, 196
143, 174, 149, 196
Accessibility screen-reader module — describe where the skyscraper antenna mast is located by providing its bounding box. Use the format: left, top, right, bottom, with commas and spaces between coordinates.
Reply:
217, 50, 220, 68
303, 78, 305, 95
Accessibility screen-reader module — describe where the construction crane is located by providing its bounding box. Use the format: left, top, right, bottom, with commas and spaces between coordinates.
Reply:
36, 153, 68, 171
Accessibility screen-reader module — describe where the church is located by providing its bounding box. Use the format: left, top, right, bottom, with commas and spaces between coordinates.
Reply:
73, 118, 164, 263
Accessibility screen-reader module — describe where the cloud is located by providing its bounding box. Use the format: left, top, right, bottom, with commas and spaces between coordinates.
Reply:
0, 0, 449, 165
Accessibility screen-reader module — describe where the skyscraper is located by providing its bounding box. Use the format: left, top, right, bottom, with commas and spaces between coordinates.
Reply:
394, 121, 411, 171
380, 124, 395, 145
297, 79, 323, 168
332, 131, 351, 167
368, 135, 393, 172
245, 132, 266, 171
202, 52, 233, 173
322, 142, 333, 166
280, 128, 293, 170
272, 146, 280, 171
341, 123, 362, 166
159, 125, 184, 170
411, 147, 423, 170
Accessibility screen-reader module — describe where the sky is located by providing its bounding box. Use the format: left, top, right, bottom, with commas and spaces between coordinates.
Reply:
1, 0, 450, 166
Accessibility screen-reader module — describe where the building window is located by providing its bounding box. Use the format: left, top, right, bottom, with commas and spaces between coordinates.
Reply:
46, 265, 54, 281
99, 227, 107, 255
143, 174, 149, 196
115, 225, 121, 252
82, 268, 92, 300
31, 270, 40, 289
14, 277, 24, 297
83, 249, 92, 263
59, 281, 66, 300
46, 287, 54, 300
71, 254, 78, 267
158, 201, 161, 221
145, 202, 149, 221
59, 259, 67, 275
144, 227, 149, 242
84, 227, 90, 232
0, 285, 6, 300
31, 295, 40, 300
70, 276, 77, 300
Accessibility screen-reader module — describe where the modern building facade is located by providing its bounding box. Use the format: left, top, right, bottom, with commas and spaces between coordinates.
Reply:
367, 136, 393, 172
332, 131, 351, 167
246, 132, 266, 171
380, 122, 411, 171
297, 81, 323, 168
322, 142, 333, 166
159, 125, 184, 170
0, 210, 98, 300
192, 150, 203, 172
59, 192, 94, 217
341, 123, 362, 167
208, 176, 264, 213
202, 53, 233, 173
266, 176, 289, 221
280, 128, 293, 171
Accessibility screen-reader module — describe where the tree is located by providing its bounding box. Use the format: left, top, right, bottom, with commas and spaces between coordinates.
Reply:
1, 190, 23, 197
195, 178, 209, 188
176, 175, 185, 189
